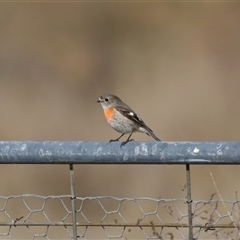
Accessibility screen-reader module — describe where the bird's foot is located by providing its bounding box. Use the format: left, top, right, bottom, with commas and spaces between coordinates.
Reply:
120, 139, 134, 147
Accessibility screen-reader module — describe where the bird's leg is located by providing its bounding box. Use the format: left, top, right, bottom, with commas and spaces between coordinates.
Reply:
120, 133, 134, 147
110, 133, 125, 143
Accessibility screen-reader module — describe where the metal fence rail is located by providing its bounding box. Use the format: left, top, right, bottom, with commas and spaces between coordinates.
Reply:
0, 141, 239, 240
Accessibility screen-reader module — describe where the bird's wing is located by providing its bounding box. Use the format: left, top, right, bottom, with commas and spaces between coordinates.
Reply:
115, 106, 153, 132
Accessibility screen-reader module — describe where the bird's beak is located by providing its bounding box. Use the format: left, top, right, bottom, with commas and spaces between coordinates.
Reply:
97, 99, 102, 103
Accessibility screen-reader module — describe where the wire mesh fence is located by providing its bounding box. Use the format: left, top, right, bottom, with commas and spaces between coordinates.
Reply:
0, 141, 240, 240
1, 194, 240, 239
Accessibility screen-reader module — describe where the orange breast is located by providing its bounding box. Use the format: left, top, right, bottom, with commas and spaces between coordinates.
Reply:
104, 107, 114, 121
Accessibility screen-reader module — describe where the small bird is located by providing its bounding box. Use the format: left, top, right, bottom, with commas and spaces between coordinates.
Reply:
97, 94, 161, 146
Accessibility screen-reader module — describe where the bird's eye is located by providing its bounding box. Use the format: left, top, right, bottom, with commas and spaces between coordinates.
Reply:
105, 98, 109, 102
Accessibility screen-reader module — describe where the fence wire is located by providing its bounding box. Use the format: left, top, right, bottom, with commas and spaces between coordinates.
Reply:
0, 194, 240, 240
0, 141, 240, 240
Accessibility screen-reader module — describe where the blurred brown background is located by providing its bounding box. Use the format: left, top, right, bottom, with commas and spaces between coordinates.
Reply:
0, 2, 240, 238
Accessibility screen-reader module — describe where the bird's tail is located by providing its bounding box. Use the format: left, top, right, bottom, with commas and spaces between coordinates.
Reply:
148, 130, 161, 141
142, 126, 161, 141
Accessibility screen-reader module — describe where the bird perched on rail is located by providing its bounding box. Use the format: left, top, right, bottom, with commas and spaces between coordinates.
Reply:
97, 94, 161, 146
